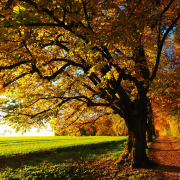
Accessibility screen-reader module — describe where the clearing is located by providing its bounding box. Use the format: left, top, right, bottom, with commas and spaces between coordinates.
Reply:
0, 136, 159, 180
1, 135, 180, 179
0, 136, 127, 156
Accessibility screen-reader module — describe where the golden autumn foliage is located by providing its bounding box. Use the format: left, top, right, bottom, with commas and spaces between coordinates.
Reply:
150, 43, 180, 137
0, 0, 180, 167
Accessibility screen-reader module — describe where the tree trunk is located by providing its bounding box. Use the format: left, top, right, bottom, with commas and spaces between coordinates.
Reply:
118, 111, 156, 168
147, 99, 154, 142
147, 115, 153, 142
152, 120, 155, 136
143, 111, 149, 149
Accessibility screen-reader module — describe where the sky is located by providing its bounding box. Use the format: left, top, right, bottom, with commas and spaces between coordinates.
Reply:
0, 124, 54, 136
0, 95, 55, 137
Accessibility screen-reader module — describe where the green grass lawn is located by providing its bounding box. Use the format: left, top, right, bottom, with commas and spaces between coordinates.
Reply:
0, 136, 127, 156
0, 136, 160, 180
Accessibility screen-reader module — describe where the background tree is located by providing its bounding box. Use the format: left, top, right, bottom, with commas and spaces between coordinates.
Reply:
149, 33, 180, 136
146, 98, 155, 142
0, 0, 180, 168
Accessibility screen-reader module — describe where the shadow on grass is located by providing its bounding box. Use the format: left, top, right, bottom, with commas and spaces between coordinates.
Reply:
0, 138, 127, 169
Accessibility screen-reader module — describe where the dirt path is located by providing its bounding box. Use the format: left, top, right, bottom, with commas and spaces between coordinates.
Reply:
149, 136, 180, 180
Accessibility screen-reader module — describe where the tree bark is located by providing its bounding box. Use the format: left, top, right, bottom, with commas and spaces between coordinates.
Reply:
142, 105, 149, 149
118, 99, 156, 168
152, 120, 156, 136
147, 115, 153, 142
147, 99, 154, 142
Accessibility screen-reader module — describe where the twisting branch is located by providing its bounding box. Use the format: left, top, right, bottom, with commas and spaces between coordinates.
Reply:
159, 0, 175, 19
82, 82, 97, 94
17, 98, 69, 118
127, 0, 142, 21
0, 60, 31, 70
3, 72, 30, 88
151, 11, 180, 81
4, 23, 62, 28
78, 112, 111, 127
82, 1, 91, 29
31, 62, 70, 80
18, 30, 34, 58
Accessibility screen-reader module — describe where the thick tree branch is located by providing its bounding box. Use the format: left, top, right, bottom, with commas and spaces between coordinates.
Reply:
18, 98, 69, 118
111, 105, 125, 119
31, 62, 70, 80
113, 65, 139, 87
82, 82, 97, 94
19, 108, 51, 118
4, 23, 61, 28
159, 0, 175, 19
55, 95, 109, 107
3, 72, 30, 88
127, 0, 141, 21
82, 1, 91, 29
44, 58, 85, 70
0, 60, 31, 70
18, 30, 34, 58
151, 11, 180, 81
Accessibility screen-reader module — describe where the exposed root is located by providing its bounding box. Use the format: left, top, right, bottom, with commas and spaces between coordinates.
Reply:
118, 152, 157, 168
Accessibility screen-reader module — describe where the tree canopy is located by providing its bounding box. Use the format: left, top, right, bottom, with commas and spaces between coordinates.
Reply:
0, 0, 180, 167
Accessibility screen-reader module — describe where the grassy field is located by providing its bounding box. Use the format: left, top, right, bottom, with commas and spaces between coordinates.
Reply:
0, 136, 127, 156
0, 136, 160, 180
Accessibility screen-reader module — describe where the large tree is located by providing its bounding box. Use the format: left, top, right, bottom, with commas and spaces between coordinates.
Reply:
0, 0, 180, 167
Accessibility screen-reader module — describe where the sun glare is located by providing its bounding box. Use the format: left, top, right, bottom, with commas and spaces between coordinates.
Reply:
0, 125, 54, 136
